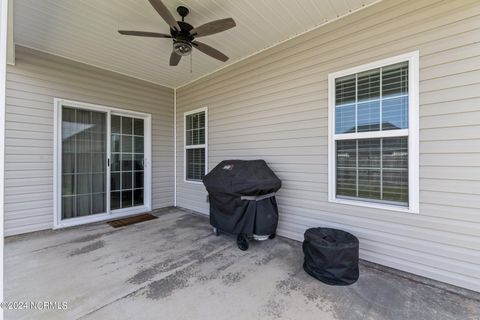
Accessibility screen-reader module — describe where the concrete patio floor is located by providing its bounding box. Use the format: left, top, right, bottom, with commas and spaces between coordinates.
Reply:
5, 207, 480, 320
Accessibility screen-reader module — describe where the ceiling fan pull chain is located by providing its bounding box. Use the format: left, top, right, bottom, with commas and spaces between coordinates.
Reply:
190, 53, 193, 73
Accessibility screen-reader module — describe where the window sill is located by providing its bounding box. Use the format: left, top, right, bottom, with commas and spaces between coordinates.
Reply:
328, 197, 418, 214
184, 179, 204, 185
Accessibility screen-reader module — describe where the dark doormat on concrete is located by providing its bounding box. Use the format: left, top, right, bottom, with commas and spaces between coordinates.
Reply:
108, 213, 157, 228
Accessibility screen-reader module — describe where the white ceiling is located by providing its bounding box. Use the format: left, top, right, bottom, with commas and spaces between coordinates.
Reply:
14, 0, 379, 88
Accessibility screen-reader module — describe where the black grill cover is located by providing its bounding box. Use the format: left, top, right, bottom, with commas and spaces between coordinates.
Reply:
202, 160, 281, 237
303, 228, 359, 285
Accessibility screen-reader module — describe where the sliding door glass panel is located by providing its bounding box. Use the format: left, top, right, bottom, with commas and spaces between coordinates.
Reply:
111, 115, 144, 210
61, 107, 106, 219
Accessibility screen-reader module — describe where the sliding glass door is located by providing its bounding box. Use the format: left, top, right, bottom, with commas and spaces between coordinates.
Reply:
56, 100, 151, 226
110, 115, 145, 210
61, 107, 107, 219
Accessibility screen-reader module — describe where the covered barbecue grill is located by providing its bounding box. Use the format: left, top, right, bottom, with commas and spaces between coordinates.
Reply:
202, 160, 281, 250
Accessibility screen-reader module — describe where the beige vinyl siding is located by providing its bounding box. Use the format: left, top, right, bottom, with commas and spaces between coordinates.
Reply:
5, 46, 174, 235
176, 0, 480, 292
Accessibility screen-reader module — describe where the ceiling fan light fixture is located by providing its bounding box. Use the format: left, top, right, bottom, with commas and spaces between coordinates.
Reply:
173, 40, 192, 56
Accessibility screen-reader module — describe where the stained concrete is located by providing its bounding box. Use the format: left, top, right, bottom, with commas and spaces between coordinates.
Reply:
5, 207, 480, 320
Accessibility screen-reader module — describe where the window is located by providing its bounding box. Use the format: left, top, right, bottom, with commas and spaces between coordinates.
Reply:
184, 108, 207, 182
328, 52, 419, 213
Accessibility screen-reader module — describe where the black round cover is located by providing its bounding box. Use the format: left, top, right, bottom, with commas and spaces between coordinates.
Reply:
203, 160, 281, 195
303, 227, 359, 285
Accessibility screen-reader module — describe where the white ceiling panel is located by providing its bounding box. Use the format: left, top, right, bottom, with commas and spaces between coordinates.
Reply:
14, 0, 380, 88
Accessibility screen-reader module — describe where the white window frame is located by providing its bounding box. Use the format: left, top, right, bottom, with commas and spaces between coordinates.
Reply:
328, 51, 419, 213
184, 107, 208, 184
53, 98, 153, 229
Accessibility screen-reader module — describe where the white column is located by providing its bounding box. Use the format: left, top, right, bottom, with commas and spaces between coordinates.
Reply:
0, 0, 10, 316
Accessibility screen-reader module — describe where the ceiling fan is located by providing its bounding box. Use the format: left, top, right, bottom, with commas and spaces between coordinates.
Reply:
118, 0, 236, 66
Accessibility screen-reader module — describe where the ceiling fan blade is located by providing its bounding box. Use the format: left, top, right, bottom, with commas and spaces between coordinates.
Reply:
118, 30, 172, 38
148, 0, 181, 31
192, 41, 229, 62
191, 18, 236, 37
170, 51, 181, 66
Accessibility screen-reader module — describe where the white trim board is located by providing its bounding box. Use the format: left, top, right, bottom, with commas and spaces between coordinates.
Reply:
53, 98, 153, 229
327, 51, 420, 214
6, 0, 13, 65
174, 87, 177, 206
0, 0, 9, 315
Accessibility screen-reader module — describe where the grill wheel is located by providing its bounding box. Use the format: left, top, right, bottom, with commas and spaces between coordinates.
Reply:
236, 234, 249, 251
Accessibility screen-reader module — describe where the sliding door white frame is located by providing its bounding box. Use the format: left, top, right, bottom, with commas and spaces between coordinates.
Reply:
53, 98, 152, 229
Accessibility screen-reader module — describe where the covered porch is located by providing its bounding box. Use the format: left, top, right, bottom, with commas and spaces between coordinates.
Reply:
1, 0, 480, 318
5, 207, 480, 320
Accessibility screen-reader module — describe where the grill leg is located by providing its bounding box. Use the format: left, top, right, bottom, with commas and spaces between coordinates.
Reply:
213, 227, 220, 236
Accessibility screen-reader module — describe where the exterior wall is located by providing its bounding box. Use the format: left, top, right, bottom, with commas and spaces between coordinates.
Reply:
5, 46, 174, 235
176, 0, 480, 292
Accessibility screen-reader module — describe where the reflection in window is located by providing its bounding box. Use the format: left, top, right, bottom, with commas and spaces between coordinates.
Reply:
334, 61, 410, 206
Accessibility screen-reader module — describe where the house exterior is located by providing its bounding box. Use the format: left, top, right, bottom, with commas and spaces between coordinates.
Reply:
2, 0, 480, 294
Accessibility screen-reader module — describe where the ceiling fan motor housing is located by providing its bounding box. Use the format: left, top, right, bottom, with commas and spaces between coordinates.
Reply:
171, 21, 195, 56
170, 21, 194, 38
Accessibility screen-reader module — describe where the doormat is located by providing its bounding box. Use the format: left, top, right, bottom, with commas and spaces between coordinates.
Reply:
108, 213, 157, 228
